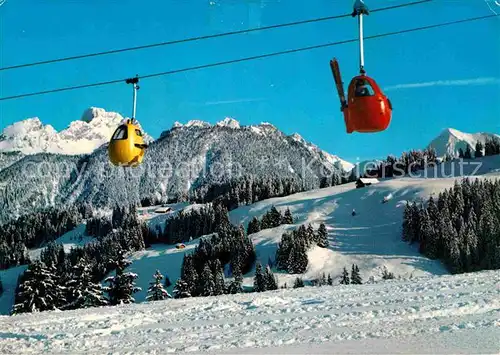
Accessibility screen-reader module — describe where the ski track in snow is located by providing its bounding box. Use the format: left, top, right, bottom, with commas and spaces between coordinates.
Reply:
0, 270, 498, 354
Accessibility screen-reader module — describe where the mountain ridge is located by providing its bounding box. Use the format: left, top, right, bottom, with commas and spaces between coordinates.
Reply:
0, 111, 351, 223
0, 107, 151, 156
427, 127, 500, 158
1, 109, 352, 171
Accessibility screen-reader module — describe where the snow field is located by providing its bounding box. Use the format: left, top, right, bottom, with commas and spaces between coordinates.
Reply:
0, 270, 498, 354
130, 169, 500, 301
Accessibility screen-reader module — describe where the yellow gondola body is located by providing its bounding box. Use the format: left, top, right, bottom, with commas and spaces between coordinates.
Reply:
108, 119, 147, 167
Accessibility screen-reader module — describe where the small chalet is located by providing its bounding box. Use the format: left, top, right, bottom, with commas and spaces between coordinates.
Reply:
356, 177, 380, 188
154, 206, 172, 214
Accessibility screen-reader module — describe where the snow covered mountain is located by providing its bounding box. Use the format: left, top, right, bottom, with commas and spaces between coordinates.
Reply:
290, 133, 353, 172
427, 127, 500, 158
0, 117, 351, 223
0, 107, 151, 156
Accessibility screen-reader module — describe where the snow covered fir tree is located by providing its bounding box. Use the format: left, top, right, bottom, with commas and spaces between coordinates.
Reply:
402, 178, 500, 273
146, 270, 171, 301
65, 258, 108, 309
104, 254, 141, 305
12, 261, 66, 314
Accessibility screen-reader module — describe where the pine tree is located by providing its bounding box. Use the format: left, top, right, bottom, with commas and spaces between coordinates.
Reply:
447, 237, 462, 273
173, 279, 191, 298
276, 232, 292, 270
464, 219, 479, 270
227, 265, 243, 294
104, 257, 141, 305
12, 261, 66, 314
317, 223, 329, 248
381, 266, 395, 280
247, 217, 261, 235
340, 267, 350, 285
66, 258, 108, 310
319, 176, 330, 189
327, 273, 333, 286
475, 141, 484, 158
268, 206, 283, 228
307, 224, 316, 244
199, 265, 215, 297
296, 225, 309, 245
458, 148, 464, 159
478, 203, 497, 270
350, 264, 362, 284
437, 209, 457, 262
40, 241, 65, 268
402, 203, 414, 242
253, 262, 267, 292
418, 209, 434, 255
264, 265, 278, 290
293, 277, 304, 288
146, 270, 171, 301
318, 272, 327, 286
180, 254, 199, 297
282, 208, 294, 224
427, 196, 439, 224
287, 240, 308, 274
332, 171, 342, 186
464, 145, 472, 159
212, 259, 226, 296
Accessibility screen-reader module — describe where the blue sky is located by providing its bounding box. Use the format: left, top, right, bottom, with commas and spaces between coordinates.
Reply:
0, 0, 499, 162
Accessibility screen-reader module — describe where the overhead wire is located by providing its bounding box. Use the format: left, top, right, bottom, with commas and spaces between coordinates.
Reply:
0, 0, 431, 72
0, 13, 497, 102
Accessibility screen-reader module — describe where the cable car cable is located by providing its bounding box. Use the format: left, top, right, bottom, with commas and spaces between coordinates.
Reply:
0, 13, 496, 102
0, 0, 431, 72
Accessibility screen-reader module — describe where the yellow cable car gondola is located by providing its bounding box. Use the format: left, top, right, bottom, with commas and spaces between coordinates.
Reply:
108, 76, 148, 167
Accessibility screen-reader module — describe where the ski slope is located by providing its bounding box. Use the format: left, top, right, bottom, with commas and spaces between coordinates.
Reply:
123, 157, 500, 301
0, 270, 498, 354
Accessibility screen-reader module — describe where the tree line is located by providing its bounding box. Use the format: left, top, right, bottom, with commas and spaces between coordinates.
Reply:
402, 178, 500, 273
190, 176, 306, 211
173, 220, 256, 298
320, 170, 355, 188
275, 223, 329, 274
363, 148, 438, 178
247, 206, 294, 235
458, 138, 500, 160
0, 204, 92, 270
144, 204, 228, 246
12, 252, 174, 314
12, 205, 149, 314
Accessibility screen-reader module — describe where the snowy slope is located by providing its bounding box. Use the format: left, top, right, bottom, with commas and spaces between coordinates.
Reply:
0, 269, 498, 354
0, 265, 27, 316
27, 224, 93, 261
0, 107, 151, 155
121, 156, 500, 302
427, 127, 500, 158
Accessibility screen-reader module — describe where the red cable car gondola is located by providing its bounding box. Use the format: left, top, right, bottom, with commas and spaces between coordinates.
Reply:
331, 0, 392, 134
